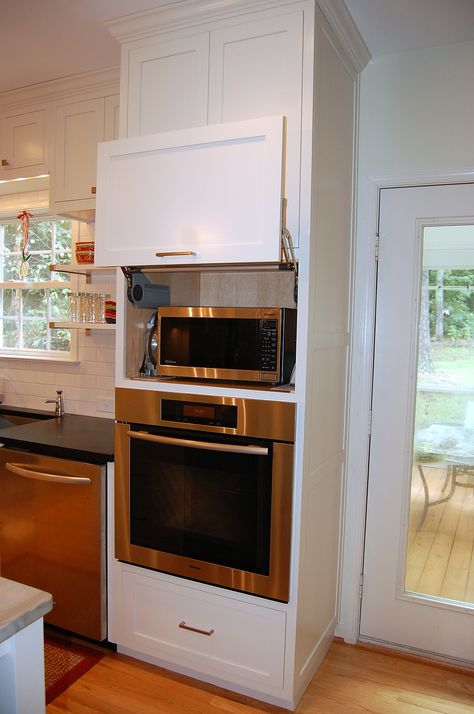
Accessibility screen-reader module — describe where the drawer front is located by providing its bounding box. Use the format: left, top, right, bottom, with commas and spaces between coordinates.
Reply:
121, 569, 286, 690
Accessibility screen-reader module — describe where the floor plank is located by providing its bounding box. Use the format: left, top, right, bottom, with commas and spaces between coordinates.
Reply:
46, 641, 474, 713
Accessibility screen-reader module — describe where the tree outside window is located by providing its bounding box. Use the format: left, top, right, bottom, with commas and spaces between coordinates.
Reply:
0, 217, 76, 358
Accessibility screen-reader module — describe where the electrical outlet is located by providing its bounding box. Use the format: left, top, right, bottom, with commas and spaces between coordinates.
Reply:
97, 397, 114, 413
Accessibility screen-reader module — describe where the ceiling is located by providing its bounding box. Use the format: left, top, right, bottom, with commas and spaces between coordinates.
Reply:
2, 0, 474, 95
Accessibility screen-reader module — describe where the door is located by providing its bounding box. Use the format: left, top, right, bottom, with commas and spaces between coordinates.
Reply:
360, 183, 474, 662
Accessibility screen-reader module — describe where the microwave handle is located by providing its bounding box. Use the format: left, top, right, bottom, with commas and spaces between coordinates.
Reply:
126, 430, 269, 456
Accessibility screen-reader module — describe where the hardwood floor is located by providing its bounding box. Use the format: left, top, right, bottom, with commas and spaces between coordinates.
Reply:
407, 465, 474, 602
46, 640, 474, 713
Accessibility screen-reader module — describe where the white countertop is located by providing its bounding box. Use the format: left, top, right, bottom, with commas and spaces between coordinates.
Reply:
0, 577, 52, 644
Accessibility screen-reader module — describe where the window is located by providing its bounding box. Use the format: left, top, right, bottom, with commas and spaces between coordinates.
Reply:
0, 216, 77, 360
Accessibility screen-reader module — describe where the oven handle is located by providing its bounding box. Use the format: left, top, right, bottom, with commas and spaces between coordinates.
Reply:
126, 430, 269, 456
6, 462, 91, 485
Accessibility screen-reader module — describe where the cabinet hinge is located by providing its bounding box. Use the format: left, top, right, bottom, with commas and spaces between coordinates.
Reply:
368, 410, 372, 435
375, 233, 380, 262
359, 573, 364, 599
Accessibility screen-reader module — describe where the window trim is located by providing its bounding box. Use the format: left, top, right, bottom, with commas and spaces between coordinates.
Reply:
0, 216, 79, 362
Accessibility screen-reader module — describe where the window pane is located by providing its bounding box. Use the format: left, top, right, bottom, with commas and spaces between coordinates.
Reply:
49, 328, 71, 352
23, 319, 47, 349
1, 289, 19, 318
1, 224, 19, 252
1, 319, 19, 348
22, 288, 46, 317
3, 254, 20, 281
24, 253, 52, 281
49, 288, 70, 318
28, 221, 52, 251
406, 225, 474, 606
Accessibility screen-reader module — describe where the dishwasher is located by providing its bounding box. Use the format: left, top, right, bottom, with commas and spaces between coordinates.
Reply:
0, 446, 106, 641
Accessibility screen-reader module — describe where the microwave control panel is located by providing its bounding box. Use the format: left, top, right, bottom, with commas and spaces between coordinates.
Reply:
260, 319, 279, 372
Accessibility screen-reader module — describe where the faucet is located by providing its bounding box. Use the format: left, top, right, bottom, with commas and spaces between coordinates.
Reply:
45, 390, 64, 417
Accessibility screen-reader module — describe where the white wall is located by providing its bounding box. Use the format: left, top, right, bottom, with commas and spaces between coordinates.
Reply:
339, 39, 474, 641
0, 272, 116, 417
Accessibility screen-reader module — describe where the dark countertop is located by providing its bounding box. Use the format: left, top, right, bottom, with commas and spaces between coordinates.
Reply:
0, 411, 114, 464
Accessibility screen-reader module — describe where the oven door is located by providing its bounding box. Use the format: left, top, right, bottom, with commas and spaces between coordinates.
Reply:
115, 422, 293, 602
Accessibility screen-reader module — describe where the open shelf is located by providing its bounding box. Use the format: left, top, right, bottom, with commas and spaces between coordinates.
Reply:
49, 321, 115, 331
49, 264, 116, 283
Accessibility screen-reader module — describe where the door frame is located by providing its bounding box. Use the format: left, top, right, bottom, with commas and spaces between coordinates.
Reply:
338, 168, 474, 645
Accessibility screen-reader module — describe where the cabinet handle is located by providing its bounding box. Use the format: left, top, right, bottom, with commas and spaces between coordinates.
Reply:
178, 621, 214, 637
1, 159, 9, 166
6, 462, 91, 485
155, 251, 196, 257
91, 186, 96, 195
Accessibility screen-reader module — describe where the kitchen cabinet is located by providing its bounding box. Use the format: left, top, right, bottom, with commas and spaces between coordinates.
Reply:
50, 94, 119, 222
106, 0, 365, 709
126, 33, 209, 136
0, 104, 49, 180
113, 565, 286, 693
119, 7, 303, 248
94, 115, 285, 267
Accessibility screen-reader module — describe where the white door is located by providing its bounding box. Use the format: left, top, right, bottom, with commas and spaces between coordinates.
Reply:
360, 183, 474, 662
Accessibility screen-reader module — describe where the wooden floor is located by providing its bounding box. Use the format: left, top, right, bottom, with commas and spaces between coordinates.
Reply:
46, 639, 474, 713
407, 465, 474, 602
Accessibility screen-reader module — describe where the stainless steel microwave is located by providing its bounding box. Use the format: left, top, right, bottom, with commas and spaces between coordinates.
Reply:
157, 306, 297, 385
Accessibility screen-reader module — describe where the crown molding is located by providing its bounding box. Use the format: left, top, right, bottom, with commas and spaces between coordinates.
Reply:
0, 67, 120, 110
107, 0, 306, 42
317, 0, 371, 72
106, 0, 370, 72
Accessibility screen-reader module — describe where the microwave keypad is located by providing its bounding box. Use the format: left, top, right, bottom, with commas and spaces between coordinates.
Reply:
260, 320, 279, 371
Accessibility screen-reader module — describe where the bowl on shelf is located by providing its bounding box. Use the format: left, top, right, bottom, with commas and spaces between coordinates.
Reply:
75, 241, 95, 264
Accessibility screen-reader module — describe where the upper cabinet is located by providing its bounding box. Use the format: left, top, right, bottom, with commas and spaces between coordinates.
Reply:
119, 7, 303, 248
126, 33, 209, 136
94, 116, 285, 267
0, 104, 50, 180
50, 93, 120, 222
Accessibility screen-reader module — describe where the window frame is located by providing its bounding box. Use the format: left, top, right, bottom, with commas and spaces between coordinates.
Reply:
0, 215, 78, 362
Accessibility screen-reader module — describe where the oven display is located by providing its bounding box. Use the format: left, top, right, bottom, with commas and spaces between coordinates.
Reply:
183, 404, 215, 420
161, 399, 237, 427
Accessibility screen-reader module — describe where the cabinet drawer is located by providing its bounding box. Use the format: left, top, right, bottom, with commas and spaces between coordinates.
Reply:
121, 569, 286, 690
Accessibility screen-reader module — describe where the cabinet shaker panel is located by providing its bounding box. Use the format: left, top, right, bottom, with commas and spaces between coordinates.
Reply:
127, 34, 209, 137
95, 116, 284, 267
53, 98, 105, 203
208, 12, 303, 245
0, 106, 49, 179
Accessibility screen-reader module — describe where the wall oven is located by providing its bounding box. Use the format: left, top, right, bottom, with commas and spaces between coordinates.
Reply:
115, 388, 295, 602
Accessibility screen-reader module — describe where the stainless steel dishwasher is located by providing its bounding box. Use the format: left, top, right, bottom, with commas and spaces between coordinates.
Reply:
0, 447, 106, 641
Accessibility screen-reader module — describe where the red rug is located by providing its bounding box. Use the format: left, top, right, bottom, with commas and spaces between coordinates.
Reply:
44, 634, 104, 704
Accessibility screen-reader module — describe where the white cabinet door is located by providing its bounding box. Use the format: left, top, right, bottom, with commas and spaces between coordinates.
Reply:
51, 97, 105, 218
208, 12, 303, 245
95, 116, 284, 267
126, 34, 209, 137
0, 106, 49, 179
119, 568, 287, 691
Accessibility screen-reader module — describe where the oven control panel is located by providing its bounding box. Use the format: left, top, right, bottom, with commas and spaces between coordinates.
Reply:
161, 399, 237, 428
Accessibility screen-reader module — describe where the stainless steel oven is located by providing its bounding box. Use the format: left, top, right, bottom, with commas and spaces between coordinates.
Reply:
115, 388, 295, 602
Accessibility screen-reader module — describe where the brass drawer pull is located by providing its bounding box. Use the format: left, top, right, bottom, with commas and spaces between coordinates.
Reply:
91, 186, 96, 194
1, 159, 9, 166
178, 621, 214, 637
155, 251, 196, 257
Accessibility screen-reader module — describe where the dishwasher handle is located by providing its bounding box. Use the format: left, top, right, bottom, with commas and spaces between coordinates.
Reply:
127, 430, 269, 456
5, 462, 91, 485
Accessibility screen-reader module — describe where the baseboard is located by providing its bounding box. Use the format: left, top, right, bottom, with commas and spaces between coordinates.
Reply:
357, 638, 474, 676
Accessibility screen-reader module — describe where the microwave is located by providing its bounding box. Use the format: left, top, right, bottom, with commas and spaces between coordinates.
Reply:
157, 306, 297, 385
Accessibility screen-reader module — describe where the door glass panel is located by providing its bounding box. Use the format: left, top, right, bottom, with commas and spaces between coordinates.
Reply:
406, 225, 474, 604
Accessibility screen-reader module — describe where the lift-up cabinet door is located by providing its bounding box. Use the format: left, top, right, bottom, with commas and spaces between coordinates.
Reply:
94, 115, 285, 267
